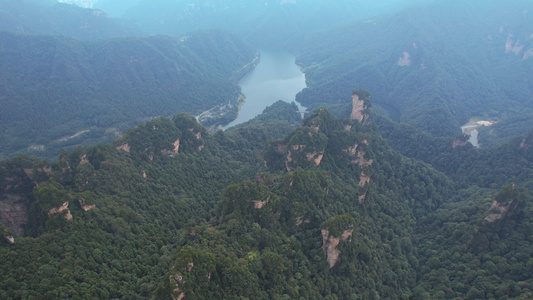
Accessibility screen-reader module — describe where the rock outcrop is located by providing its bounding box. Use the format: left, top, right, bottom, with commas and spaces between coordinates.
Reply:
483, 184, 522, 224
350, 90, 371, 125
78, 198, 95, 212
470, 184, 527, 249
0, 194, 29, 237
321, 228, 354, 268
295, 216, 311, 226
115, 143, 130, 152
48, 201, 73, 220
397, 51, 411, 66
453, 133, 470, 148
3, 235, 15, 244
252, 196, 269, 209
1, 158, 52, 237
518, 130, 533, 161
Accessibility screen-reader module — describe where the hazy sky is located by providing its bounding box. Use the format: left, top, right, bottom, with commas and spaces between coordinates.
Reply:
58, 0, 427, 18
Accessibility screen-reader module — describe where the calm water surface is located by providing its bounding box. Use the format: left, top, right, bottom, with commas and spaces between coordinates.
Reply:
223, 50, 306, 129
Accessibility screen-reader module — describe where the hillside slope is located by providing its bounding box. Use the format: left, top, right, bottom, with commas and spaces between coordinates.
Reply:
0, 0, 139, 39
294, 0, 533, 139
0, 30, 257, 160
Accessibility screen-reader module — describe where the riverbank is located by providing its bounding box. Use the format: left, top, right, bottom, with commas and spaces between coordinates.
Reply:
221, 50, 307, 129
461, 118, 497, 147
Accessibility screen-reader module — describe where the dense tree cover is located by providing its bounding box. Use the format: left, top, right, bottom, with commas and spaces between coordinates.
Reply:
0, 30, 257, 160
375, 114, 533, 191
0, 102, 302, 298
414, 184, 533, 299
2, 2, 533, 297
1, 102, 532, 298
293, 0, 533, 139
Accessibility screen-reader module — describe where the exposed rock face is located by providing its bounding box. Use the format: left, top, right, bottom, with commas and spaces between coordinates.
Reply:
359, 172, 370, 187
484, 195, 520, 223
0, 161, 51, 237
162, 138, 181, 157
306, 151, 324, 166
397, 51, 411, 66
0, 194, 28, 237
173, 139, 180, 155
291, 144, 306, 151
265, 103, 372, 172
341, 138, 373, 203
252, 197, 269, 209
344, 140, 373, 167
48, 201, 73, 220
345, 143, 358, 156
520, 137, 529, 151
295, 216, 311, 226
478, 184, 525, 229
350, 94, 365, 123
505, 35, 524, 55
78, 198, 95, 212
321, 228, 353, 268
358, 193, 367, 204
518, 131, 533, 158
79, 154, 89, 164
353, 151, 373, 167
471, 184, 525, 248
523, 48, 533, 60
453, 134, 469, 148
4, 235, 15, 244
284, 145, 324, 171
169, 273, 186, 300
188, 128, 202, 140
358, 172, 370, 203
169, 260, 201, 300
115, 143, 131, 152
350, 93, 370, 125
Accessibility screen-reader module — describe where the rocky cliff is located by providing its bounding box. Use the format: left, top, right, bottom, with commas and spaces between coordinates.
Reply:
350, 89, 371, 125
0, 157, 50, 237
483, 184, 524, 224
321, 228, 353, 268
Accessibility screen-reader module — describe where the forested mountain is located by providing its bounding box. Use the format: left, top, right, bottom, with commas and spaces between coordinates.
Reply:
75, 0, 533, 145
1, 0, 533, 298
294, 0, 533, 140
1, 99, 532, 299
0, 30, 257, 160
0, 0, 140, 39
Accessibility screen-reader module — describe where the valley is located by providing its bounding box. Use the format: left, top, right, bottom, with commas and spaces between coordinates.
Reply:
1, 0, 533, 299
222, 50, 307, 129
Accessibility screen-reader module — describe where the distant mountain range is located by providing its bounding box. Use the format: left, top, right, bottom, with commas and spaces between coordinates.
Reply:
0, 0, 140, 39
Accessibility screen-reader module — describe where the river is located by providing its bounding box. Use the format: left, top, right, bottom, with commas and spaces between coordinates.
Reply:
461, 124, 480, 147
222, 50, 307, 129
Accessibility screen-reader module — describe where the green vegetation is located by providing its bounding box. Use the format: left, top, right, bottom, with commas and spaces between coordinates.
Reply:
0, 30, 257, 160
2, 101, 531, 298
0, 0, 140, 40
1, 1, 533, 298
294, 1, 533, 140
